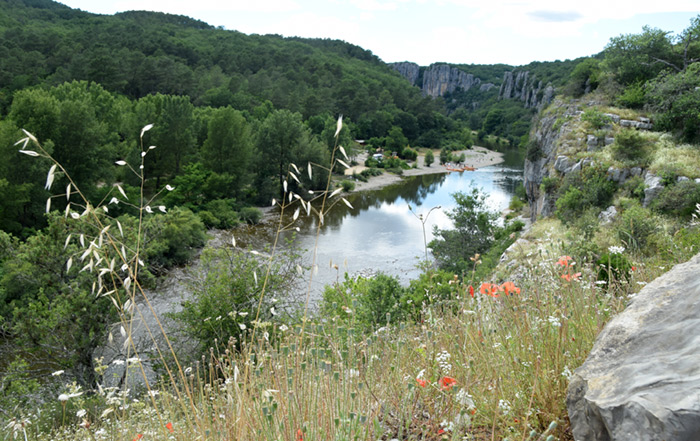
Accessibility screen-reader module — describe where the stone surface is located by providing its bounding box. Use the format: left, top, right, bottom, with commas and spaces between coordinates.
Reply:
389, 61, 420, 86
554, 155, 572, 173
643, 173, 664, 207
605, 136, 615, 146
567, 253, 700, 441
598, 205, 617, 224
499, 70, 554, 108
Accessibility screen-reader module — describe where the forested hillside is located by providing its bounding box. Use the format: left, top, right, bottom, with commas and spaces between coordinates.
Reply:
2, 0, 700, 438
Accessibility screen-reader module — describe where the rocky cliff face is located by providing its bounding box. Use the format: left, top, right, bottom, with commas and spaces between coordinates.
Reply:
499, 70, 554, 109
389, 62, 496, 98
567, 252, 700, 440
523, 99, 581, 221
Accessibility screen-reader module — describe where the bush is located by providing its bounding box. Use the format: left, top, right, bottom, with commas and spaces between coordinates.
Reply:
424, 150, 435, 167
581, 109, 612, 129
651, 180, 700, 217
615, 202, 658, 253
556, 166, 616, 224
321, 272, 405, 331
540, 176, 559, 194
203, 199, 240, 229
596, 252, 633, 284
239, 206, 263, 224
610, 128, 649, 163
144, 207, 208, 270
401, 147, 418, 161
171, 245, 302, 355
339, 180, 355, 192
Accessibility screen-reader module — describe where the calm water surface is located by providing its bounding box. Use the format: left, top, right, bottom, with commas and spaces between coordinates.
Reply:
236, 150, 524, 300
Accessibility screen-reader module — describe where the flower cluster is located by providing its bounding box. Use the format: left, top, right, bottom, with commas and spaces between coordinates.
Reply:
478, 281, 521, 297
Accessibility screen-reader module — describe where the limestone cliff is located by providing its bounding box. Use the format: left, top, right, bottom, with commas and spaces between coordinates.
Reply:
389, 62, 495, 98
499, 70, 554, 108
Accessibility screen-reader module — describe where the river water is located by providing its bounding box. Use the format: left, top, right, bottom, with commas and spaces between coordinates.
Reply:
234, 150, 524, 301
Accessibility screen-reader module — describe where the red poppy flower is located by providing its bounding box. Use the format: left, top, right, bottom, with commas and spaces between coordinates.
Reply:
416, 378, 427, 387
296, 429, 304, 441
165, 422, 173, 433
469, 285, 475, 298
499, 281, 520, 295
438, 428, 446, 434
479, 283, 499, 297
132, 435, 143, 441
630, 266, 636, 271
556, 256, 572, 267
438, 376, 457, 390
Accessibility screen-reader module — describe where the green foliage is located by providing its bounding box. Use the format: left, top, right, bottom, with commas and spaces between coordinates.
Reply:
610, 128, 649, 163
239, 207, 263, 225
0, 214, 118, 387
171, 245, 302, 355
596, 252, 633, 284
526, 139, 543, 162
540, 176, 559, 194
615, 202, 658, 253
142, 207, 208, 271
424, 149, 434, 167
429, 189, 498, 274
645, 63, 700, 143
339, 180, 355, 192
439, 148, 452, 165
581, 109, 611, 129
556, 166, 616, 224
401, 146, 418, 161
616, 82, 647, 109
603, 26, 676, 85
567, 58, 601, 96
651, 180, 700, 217
321, 272, 405, 331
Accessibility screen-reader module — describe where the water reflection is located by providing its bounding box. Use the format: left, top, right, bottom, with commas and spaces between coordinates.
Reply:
236, 151, 524, 300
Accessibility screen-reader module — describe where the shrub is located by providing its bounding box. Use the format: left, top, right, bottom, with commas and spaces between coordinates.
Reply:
508, 195, 524, 211
581, 109, 612, 129
143, 207, 208, 270
321, 272, 405, 330
596, 252, 633, 284
615, 202, 658, 253
556, 166, 616, 224
540, 176, 559, 194
610, 128, 649, 163
401, 147, 418, 161
651, 180, 700, 217
239, 206, 263, 224
203, 199, 240, 229
339, 180, 355, 192
424, 149, 435, 167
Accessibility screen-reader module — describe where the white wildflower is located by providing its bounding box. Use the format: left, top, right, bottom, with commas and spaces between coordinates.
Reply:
608, 246, 625, 254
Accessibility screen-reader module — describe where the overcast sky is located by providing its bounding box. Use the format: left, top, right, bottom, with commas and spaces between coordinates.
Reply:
57, 0, 699, 66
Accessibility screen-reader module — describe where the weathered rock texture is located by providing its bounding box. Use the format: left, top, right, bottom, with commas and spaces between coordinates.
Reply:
499, 70, 555, 108
389, 62, 495, 98
567, 252, 700, 440
523, 100, 581, 221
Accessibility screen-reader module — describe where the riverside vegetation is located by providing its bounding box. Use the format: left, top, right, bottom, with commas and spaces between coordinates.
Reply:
1, 5, 700, 441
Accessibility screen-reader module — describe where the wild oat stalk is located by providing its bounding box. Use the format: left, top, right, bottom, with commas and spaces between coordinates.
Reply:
16, 125, 204, 438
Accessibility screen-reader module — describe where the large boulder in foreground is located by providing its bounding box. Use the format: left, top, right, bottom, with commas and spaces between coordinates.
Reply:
567, 253, 700, 440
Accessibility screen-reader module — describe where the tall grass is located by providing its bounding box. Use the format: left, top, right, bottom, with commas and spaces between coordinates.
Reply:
3, 122, 669, 441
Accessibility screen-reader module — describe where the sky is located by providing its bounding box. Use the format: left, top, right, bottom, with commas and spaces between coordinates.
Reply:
56, 0, 699, 66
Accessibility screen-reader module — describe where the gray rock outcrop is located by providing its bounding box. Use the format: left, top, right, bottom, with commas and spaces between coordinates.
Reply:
389, 62, 496, 98
421, 64, 483, 97
567, 252, 700, 440
390, 61, 420, 86
499, 70, 555, 108
643, 173, 664, 207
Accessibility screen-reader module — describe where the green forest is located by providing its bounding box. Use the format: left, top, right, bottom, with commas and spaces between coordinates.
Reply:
2, 0, 700, 439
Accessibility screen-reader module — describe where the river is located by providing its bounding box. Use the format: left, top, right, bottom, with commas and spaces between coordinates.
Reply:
233, 149, 524, 301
